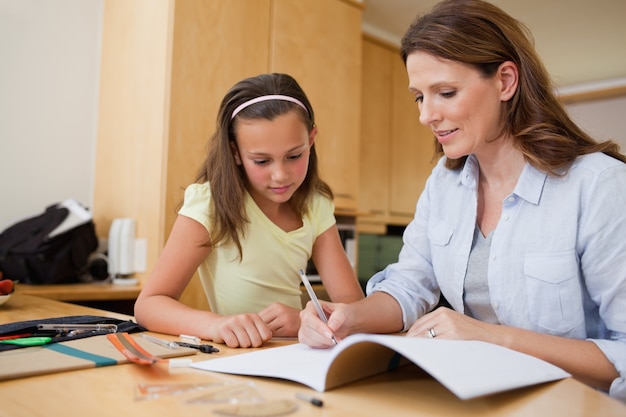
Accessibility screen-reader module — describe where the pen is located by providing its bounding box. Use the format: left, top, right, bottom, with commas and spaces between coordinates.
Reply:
175, 341, 220, 354
0, 333, 33, 340
295, 392, 324, 407
140, 333, 219, 353
140, 333, 180, 350
298, 269, 338, 345
179, 334, 201, 344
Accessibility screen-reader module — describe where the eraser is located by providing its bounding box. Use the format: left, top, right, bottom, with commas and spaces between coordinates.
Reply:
179, 334, 201, 344
168, 358, 193, 369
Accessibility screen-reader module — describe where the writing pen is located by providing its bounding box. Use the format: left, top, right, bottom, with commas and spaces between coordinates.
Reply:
0, 333, 33, 340
298, 269, 338, 345
175, 341, 220, 353
140, 333, 219, 353
295, 392, 324, 407
140, 333, 180, 349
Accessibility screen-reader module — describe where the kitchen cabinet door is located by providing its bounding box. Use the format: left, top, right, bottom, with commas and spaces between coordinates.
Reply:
165, 0, 271, 238
167, 0, 271, 310
271, 0, 363, 212
389, 50, 435, 217
358, 37, 436, 228
94, 0, 270, 301
359, 40, 392, 217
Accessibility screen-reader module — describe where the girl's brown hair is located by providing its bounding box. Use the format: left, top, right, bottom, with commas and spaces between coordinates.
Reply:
195, 73, 333, 257
400, 0, 625, 173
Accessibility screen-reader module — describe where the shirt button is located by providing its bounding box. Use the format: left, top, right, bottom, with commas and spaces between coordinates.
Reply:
493, 302, 499, 310
502, 214, 509, 221
507, 196, 515, 203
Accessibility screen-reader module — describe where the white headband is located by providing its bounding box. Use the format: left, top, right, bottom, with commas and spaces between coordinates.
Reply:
231, 95, 309, 120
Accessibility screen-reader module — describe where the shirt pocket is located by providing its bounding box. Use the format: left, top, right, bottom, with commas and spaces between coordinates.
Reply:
428, 217, 453, 246
523, 251, 584, 334
428, 218, 454, 282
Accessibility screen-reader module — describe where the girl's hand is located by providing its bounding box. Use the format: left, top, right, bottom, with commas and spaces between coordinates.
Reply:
258, 302, 301, 337
406, 307, 500, 344
210, 313, 273, 348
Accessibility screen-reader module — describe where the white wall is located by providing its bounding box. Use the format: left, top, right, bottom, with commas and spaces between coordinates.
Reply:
0, 1, 624, 232
565, 96, 626, 151
0, 0, 103, 230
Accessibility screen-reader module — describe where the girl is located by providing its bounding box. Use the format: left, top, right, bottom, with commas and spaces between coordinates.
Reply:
135, 73, 363, 348
299, 0, 626, 401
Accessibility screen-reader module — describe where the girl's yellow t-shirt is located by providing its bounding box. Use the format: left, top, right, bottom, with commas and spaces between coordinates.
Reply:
178, 183, 335, 315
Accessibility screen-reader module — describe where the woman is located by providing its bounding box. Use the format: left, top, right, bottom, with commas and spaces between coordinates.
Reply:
298, 0, 626, 401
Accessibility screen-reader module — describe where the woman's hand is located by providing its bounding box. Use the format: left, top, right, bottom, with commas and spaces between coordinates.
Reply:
299, 292, 404, 348
209, 313, 273, 348
408, 307, 619, 390
258, 302, 302, 338
298, 300, 347, 348
407, 307, 500, 344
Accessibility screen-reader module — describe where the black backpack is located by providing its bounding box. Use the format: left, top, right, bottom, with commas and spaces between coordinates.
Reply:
0, 203, 98, 284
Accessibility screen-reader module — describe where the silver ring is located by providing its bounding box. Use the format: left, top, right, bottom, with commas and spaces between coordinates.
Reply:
428, 328, 437, 338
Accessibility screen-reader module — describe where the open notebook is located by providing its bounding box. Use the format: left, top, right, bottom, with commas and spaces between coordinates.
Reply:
192, 333, 570, 400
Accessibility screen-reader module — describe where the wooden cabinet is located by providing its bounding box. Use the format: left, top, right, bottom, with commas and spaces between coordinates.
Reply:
358, 36, 435, 232
271, 0, 363, 212
165, 0, 272, 241
94, 0, 271, 310
93, 0, 363, 309
389, 47, 435, 217
359, 38, 391, 218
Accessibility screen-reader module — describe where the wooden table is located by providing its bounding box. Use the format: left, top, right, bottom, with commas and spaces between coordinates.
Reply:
1, 293, 624, 417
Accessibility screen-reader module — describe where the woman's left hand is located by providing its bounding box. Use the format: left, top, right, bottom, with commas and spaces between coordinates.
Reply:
407, 307, 501, 344
258, 302, 301, 338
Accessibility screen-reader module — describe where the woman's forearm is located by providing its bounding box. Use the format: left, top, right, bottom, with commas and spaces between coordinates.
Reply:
344, 292, 405, 335
496, 325, 618, 390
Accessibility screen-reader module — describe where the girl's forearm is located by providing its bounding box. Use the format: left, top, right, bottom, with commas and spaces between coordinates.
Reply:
134, 294, 220, 340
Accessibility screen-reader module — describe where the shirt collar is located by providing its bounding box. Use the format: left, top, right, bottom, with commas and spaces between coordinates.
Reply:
459, 155, 480, 189
514, 162, 547, 205
459, 154, 547, 205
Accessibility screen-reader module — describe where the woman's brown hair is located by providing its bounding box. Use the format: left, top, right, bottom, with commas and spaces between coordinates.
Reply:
400, 0, 625, 173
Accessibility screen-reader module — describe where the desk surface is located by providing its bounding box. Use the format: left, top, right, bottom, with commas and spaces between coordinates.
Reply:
1, 293, 624, 417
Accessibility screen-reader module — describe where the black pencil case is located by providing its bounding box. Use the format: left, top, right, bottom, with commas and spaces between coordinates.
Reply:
0, 315, 145, 352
